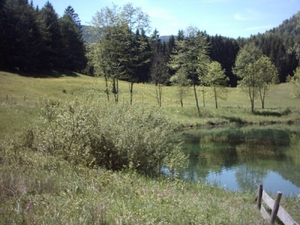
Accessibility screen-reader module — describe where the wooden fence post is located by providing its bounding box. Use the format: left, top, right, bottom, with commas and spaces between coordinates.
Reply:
270, 191, 282, 225
256, 184, 299, 225
257, 184, 263, 209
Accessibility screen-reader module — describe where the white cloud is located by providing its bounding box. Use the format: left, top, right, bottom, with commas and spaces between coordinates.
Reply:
147, 7, 176, 21
234, 9, 262, 21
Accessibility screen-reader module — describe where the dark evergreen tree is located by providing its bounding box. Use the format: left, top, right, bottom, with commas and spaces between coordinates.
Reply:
0, 0, 7, 70
168, 35, 175, 52
124, 28, 152, 104
59, 6, 87, 72
1, 0, 43, 71
177, 30, 185, 41
64, 5, 81, 29
208, 35, 240, 86
38, 1, 63, 70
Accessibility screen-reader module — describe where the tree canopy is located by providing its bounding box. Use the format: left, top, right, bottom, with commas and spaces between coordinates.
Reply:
0, 0, 86, 73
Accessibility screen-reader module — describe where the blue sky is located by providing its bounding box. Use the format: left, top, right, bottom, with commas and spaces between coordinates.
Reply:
33, 0, 300, 38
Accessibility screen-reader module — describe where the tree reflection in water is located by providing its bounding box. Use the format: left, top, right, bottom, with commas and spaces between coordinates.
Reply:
181, 125, 300, 195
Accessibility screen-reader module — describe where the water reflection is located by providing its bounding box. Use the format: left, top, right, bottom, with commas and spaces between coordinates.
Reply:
181, 125, 300, 196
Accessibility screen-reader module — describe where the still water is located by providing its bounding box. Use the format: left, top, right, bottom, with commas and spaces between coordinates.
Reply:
180, 125, 300, 196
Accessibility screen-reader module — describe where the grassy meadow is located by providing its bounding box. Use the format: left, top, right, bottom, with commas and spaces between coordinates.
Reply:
1, 71, 300, 224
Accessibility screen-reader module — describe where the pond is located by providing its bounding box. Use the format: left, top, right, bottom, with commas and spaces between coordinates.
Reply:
180, 125, 300, 196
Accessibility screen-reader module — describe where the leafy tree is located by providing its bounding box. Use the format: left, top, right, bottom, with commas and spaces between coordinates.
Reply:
150, 29, 169, 107
233, 43, 263, 112
101, 25, 131, 102
170, 68, 190, 107
121, 3, 150, 33
91, 3, 150, 103
288, 67, 300, 98
169, 27, 210, 116
253, 55, 279, 109
206, 61, 229, 109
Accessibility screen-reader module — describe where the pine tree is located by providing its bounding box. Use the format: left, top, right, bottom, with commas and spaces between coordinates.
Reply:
1, 0, 43, 71
38, 1, 63, 70
64, 5, 81, 29
59, 6, 87, 72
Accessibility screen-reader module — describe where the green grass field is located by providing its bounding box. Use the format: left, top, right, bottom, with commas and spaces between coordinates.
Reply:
0, 71, 299, 224
1, 71, 299, 137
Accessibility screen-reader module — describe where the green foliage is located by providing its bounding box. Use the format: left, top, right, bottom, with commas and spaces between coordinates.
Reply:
32, 96, 187, 175
289, 67, 300, 98
208, 35, 240, 87
206, 61, 229, 108
89, 3, 151, 103
234, 43, 263, 112
0, 0, 86, 72
1, 71, 300, 224
168, 27, 210, 116
253, 55, 279, 109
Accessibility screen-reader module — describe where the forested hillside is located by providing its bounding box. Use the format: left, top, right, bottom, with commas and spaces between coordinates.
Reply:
0, 0, 87, 73
0, 0, 299, 86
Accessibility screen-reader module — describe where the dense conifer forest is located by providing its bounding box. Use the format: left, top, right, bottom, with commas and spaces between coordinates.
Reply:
0, 0, 299, 86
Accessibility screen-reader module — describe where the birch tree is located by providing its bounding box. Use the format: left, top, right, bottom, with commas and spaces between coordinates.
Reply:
90, 3, 150, 103
233, 43, 263, 112
253, 55, 279, 109
288, 67, 300, 98
206, 61, 228, 109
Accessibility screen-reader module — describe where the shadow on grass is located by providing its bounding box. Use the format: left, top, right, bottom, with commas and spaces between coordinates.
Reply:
17, 69, 79, 78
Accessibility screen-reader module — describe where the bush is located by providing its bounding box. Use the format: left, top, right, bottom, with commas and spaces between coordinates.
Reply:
32, 97, 187, 176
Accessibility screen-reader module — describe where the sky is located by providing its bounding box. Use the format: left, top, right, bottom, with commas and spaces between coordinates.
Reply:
33, 0, 300, 38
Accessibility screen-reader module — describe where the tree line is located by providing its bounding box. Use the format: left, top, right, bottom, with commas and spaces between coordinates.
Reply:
87, 3, 299, 113
1, 1, 299, 112
0, 0, 87, 73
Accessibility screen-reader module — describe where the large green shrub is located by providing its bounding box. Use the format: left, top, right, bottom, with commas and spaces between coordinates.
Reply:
33, 97, 187, 175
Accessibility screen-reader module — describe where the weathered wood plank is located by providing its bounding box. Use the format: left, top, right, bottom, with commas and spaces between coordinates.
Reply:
277, 205, 299, 225
260, 205, 270, 220
257, 185, 299, 225
262, 190, 274, 209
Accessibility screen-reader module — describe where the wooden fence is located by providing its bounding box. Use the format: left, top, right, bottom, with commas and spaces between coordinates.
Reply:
256, 184, 299, 225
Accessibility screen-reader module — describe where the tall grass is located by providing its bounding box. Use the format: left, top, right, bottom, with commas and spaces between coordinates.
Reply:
0, 71, 300, 224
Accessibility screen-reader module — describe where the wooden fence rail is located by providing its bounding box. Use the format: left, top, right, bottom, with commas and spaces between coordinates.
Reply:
256, 184, 299, 225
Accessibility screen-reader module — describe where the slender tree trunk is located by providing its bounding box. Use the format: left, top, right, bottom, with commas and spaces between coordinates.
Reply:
249, 87, 255, 113
112, 77, 118, 103
104, 76, 109, 101
214, 87, 218, 109
158, 84, 162, 107
259, 88, 266, 109
202, 86, 206, 107
193, 84, 201, 117
178, 87, 184, 107
116, 79, 119, 102
129, 82, 134, 105
155, 84, 162, 107
156, 88, 159, 106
